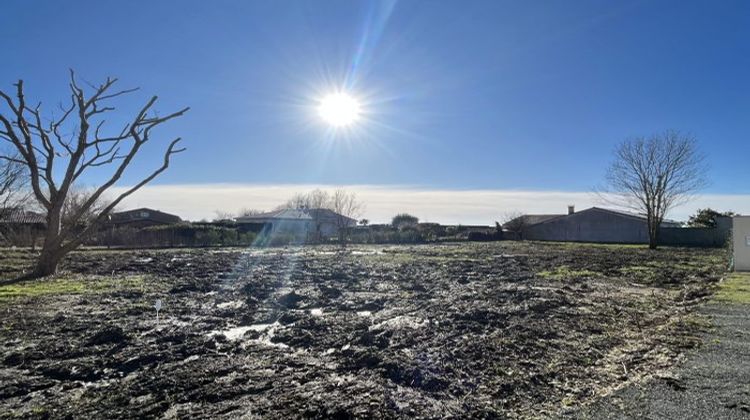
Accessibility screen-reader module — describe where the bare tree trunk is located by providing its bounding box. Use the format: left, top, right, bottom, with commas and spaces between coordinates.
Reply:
31, 246, 65, 277
601, 131, 706, 251
0, 72, 188, 281
30, 207, 64, 277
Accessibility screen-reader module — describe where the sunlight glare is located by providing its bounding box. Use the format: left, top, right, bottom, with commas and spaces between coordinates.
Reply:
318, 93, 361, 127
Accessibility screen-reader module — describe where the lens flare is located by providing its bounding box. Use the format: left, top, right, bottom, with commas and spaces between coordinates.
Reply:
318, 93, 361, 127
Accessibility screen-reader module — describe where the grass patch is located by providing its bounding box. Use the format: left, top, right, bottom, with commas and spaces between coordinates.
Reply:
0, 274, 147, 303
531, 241, 647, 249
538, 265, 600, 280
714, 273, 750, 304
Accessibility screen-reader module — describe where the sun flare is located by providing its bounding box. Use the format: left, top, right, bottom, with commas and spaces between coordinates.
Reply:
318, 93, 361, 127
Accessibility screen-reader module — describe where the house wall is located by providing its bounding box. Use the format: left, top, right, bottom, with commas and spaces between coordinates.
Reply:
733, 217, 750, 271
524, 210, 730, 247
659, 227, 730, 248
318, 221, 338, 237
268, 219, 314, 235
524, 210, 650, 244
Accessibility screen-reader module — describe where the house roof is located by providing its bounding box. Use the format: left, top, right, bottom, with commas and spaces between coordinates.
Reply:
531, 207, 681, 227
0, 208, 46, 224
109, 208, 181, 224
235, 208, 356, 224
236, 208, 313, 222
520, 214, 565, 226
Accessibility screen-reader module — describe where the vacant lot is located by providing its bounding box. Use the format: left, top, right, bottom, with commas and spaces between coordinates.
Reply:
0, 242, 726, 418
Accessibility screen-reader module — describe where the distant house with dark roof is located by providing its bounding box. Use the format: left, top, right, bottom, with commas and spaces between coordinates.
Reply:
0, 208, 46, 226
508, 206, 687, 244
108, 208, 182, 229
0, 208, 46, 246
235, 208, 356, 238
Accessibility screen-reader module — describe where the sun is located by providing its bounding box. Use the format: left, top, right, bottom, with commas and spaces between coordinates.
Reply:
318, 93, 361, 127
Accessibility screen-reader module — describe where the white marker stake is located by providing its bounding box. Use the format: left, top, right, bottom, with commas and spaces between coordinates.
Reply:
154, 299, 162, 325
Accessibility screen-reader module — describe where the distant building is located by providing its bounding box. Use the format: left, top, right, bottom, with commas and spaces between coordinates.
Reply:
235, 208, 356, 238
503, 205, 738, 246
0, 208, 46, 227
508, 206, 729, 247
733, 216, 750, 271
520, 207, 681, 244
108, 208, 182, 229
0, 208, 46, 246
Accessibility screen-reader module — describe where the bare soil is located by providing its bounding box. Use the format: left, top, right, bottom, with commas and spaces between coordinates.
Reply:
0, 242, 727, 418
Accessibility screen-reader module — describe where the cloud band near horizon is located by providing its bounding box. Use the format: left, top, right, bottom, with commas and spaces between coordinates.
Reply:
109, 184, 750, 225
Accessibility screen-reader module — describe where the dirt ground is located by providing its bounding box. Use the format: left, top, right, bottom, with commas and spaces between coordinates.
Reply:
0, 242, 727, 418
567, 273, 750, 420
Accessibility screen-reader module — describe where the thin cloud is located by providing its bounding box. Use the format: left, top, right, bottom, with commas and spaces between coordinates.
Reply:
109, 184, 750, 224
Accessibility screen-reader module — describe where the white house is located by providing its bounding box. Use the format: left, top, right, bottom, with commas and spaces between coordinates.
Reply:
235, 208, 357, 238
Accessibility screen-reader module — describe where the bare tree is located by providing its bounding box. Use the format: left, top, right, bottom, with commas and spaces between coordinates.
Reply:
277, 188, 363, 243
237, 208, 264, 217
330, 189, 364, 243
278, 189, 331, 210
0, 151, 28, 217
213, 210, 235, 222
0, 71, 188, 280
502, 211, 528, 240
601, 130, 706, 249
61, 186, 110, 232
0, 153, 31, 246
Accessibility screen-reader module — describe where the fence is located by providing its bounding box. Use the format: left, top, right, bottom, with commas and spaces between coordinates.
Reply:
87, 224, 257, 248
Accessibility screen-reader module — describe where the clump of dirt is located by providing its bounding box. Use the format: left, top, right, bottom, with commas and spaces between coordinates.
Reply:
0, 242, 726, 418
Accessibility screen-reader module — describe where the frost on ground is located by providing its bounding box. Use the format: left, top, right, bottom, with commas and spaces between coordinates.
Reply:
0, 242, 726, 418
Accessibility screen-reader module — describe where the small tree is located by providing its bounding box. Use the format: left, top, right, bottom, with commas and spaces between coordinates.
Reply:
602, 130, 707, 249
0, 153, 31, 246
61, 186, 110, 232
391, 213, 419, 230
238, 208, 264, 217
279, 189, 330, 210
687, 208, 735, 228
278, 189, 364, 243
330, 189, 364, 243
0, 151, 28, 217
213, 210, 235, 222
0, 71, 188, 280
502, 211, 527, 240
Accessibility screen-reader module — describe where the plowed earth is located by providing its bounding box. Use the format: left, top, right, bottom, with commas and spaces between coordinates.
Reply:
0, 242, 726, 418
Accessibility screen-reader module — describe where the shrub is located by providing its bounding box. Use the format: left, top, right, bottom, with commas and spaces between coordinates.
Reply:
391, 213, 419, 230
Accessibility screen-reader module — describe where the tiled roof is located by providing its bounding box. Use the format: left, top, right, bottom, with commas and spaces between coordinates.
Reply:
110, 208, 181, 224
235, 208, 356, 223
521, 214, 565, 226
0, 209, 46, 224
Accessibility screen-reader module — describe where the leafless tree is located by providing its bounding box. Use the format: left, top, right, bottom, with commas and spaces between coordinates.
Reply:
601, 130, 707, 249
502, 213, 526, 239
279, 189, 331, 210
330, 189, 364, 243
277, 188, 364, 243
0, 71, 188, 280
213, 210, 235, 222
0, 153, 32, 246
501, 211, 528, 240
61, 186, 111, 232
0, 151, 28, 217
237, 208, 264, 217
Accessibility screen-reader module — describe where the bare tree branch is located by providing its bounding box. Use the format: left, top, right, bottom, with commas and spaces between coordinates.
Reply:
599, 130, 707, 249
0, 71, 189, 278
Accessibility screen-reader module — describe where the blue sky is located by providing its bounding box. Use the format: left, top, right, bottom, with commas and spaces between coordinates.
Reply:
2, 1, 749, 221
